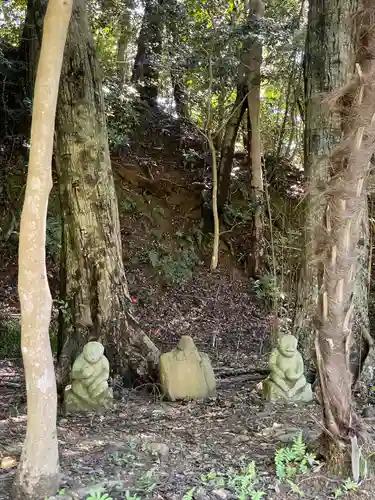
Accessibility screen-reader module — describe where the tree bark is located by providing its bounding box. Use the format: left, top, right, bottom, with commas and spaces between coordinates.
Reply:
217, 87, 247, 211
217, 0, 264, 216
13, 0, 72, 497
315, 3, 375, 471
116, 0, 133, 84
293, 0, 358, 371
131, 0, 164, 106
19, 0, 47, 101
54, 0, 160, 391
246, 0, 264, 278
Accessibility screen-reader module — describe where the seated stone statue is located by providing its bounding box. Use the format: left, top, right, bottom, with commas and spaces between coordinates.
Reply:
263, 334, 312, 403
64, 341, 113, 414
160, 335, 216, 401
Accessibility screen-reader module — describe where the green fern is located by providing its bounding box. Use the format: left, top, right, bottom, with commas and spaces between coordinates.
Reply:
275, 448, 286, 479
275, 432, 317, 482
291, 432, 306, 460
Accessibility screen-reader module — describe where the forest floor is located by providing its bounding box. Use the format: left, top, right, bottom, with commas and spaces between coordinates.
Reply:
0, 111, 374, 498
1, 269, 375, 500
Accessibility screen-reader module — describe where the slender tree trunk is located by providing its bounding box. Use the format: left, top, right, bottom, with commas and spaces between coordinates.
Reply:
246, 0, 264, 278
293, 0, 358, 370
171, 69, 188, 119
217, 88, 247, 211
116, 0, 133, 83
13, 0, 72, 497
54, 0, 160, 391
315, 3, 375, 471
131, 0, 163, 106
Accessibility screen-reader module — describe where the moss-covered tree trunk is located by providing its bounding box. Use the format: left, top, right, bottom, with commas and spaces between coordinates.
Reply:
54, 0, 159, 391
293, 0, 359, 371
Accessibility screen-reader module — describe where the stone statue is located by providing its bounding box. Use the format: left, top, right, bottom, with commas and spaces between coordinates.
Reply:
263, 334, 312, 403
160, 335, 216, 401
64, 341, 113, 413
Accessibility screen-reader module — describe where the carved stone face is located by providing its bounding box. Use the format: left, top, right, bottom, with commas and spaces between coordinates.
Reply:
83, 341, 104, 364
278, 334, 298, 358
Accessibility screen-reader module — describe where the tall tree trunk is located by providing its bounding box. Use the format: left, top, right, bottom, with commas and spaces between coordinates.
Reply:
13, 0, 72, 497
171, 69, 188, 119
54, 0, 160, 391
217, 87, 247, 211
246, 0, 264, 278
19, 0, 48, 112
217, 0, 264, 215
293, 0, 358, 371
315, 4, 375, 468
116, 0, 133, 84
131, 0, 163, 106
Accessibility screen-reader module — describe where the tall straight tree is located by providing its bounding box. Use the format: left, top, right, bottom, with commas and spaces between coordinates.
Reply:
315, 1, 375, 469
13, 0, 72, 497
131, 0, 164, 106
246, 0, 264, 278
217, 0, 264, 278
116, 0, 134, 84
21, 0, 160, 390
54, 0, 160, 389
293, 0, 360, 370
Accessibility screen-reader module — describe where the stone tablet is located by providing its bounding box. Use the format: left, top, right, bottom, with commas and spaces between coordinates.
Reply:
263, 334, 312, 403
160, 335, 216, 401
64, 341, 113, 414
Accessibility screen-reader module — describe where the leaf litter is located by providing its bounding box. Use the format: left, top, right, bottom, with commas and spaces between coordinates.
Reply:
1, 268, 375, 499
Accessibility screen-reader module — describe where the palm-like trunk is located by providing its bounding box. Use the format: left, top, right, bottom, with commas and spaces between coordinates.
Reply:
315, 4, 375, 471
54, 0, 160, 391
294, 0, 359, 370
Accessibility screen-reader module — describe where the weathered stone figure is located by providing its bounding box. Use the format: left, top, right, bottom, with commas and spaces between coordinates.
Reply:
64, 341, 113, 413
160, 335, 216, 401
263, 334, 312, 403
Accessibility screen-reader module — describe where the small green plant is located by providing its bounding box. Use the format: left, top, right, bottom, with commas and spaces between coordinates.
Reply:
146, 245, 200, 285
182, 487, 196, 500
136, 469, 158, 492
0, 318, 21, 357
274, 432, 317, 498
199, 470, 225, 488
85, 489, 113, 500
124, 492, 141, 500
275, 432, 317, 481
227, 461, 265, 500
251, 274, 285, 306
120, 196, 138, 215
334, 478, 359, 498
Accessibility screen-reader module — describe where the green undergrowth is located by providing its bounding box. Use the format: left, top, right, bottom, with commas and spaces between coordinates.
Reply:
49, 432, 365, 500
0, 317, 58, 358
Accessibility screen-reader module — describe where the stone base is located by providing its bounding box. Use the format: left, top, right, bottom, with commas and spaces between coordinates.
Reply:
64, 386, 113, 414
263, 378, 313, 403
